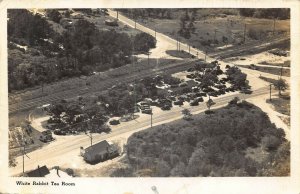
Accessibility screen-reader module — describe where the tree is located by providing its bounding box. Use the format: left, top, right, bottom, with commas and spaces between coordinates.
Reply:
65, 10, 71, 18
239, 8, 256, 17
206, 98, 215, 111
274, 79, 288, 95
46, 9, 62, 23
133, 32, 156, 53
178, 10, 191, 39
182, 109, 192, 120
181, 108, 191, 116
200, 73, 218, 88
228, 97, 240, 105
262, 135, 281, 151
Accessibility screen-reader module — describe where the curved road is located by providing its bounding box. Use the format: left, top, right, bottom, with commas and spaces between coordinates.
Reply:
10, 86, 269, 176
9, 10, 289, 176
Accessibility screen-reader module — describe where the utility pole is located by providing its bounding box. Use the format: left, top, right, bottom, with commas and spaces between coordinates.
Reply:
243, 24, 247, 43
116, 10, 119, 19
85, 131, 93, 146
22, 145, 25, 176
214, 29, 217, 42
205, 50, 207, 62
273, 17, 276, 35
147, 52, 150, 66
21, 143, 30, 177
269, 84, 272, 101
176, 36, 179, 51
150, 108, 153, 128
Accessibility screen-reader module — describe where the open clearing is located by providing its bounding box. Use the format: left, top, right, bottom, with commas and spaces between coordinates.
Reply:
137, 15, 290, 52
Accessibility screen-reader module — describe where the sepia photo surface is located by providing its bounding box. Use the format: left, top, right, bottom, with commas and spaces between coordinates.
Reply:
1, 0, 300, 193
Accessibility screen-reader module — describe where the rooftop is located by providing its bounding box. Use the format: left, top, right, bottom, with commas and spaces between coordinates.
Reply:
26, 165, 50, 177
85, 140, 110, 156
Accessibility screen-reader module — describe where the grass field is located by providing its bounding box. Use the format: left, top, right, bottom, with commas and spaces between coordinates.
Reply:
266, 97, 290, 116
238, 65, 290, 77
258, 60, 290, 67
137, 15, 290, 52
165, 50, 194, 58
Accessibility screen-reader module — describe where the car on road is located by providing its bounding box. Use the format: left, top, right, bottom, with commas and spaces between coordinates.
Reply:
240, 89, 253, 94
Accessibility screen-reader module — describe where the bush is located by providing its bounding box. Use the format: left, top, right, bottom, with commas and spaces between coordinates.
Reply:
248, 28, 260, 40
204, 110, 214, 114
65, 168, 74, 176
133, 32, 156, 53
262, 135, 281, 151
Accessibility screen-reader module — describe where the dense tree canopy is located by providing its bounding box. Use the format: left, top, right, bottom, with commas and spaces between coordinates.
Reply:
8, 9, 52, 46
7, 9, 155, 91
121, 101, 288, 177
239, 8, 290, 19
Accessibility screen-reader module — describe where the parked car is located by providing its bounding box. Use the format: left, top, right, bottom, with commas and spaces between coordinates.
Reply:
174, 100, 184, 105
109, 119, 120, 125
54, 129, 67, 136
161, 105, 171, 110
190, 100, 199, 106
142, 109, 152, 114
179, 82, 188, 87
240, 89, 253, 94
209, 92, 218, 97
167, 96, 176, 101
196, 97, 204, 102
200, 92, 207, 97
187, 67, 195, 72
186, 74, 195, 79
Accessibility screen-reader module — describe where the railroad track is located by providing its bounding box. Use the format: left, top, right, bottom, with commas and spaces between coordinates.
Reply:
210, 37, 290, 59
9, 59, 198, 114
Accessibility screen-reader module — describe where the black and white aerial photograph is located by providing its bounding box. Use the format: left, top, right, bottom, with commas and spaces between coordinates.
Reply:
8, 7, 292, 178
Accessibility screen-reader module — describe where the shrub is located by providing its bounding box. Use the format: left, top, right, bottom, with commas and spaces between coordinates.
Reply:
262, 135, 281, 151
133, 32, 156, 52
204, 110, 214, 114
65, 168, 74, 176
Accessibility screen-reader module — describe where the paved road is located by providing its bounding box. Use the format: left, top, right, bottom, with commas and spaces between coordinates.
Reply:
10, 86, 269, 176
9, 11, 288, 176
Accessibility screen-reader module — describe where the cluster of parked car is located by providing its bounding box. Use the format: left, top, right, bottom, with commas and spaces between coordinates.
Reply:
140, 101, 152, 114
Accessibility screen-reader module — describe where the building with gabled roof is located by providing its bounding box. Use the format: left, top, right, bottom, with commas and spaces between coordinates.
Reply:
80, 140, 119, 164
25, 165, 50, 177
